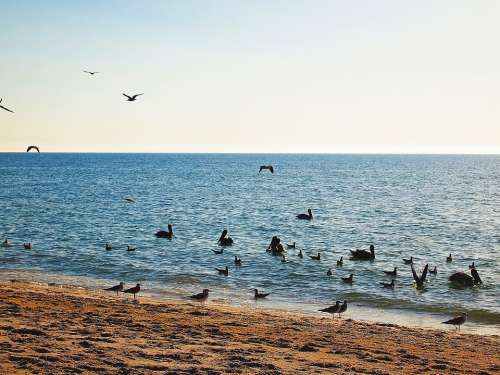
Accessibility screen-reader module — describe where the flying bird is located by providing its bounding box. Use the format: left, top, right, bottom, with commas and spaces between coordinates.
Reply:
442, 312, 467, 331
259, 165, 274, 173
83, 70, 99, 75
411, 263, 428, 289
122, 93, 143, 101
0, 98, 14, 113
26, 145, 40, 153
105, 282, 124, 295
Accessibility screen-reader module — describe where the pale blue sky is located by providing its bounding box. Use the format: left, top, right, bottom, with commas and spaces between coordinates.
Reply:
1, 1, 499, 152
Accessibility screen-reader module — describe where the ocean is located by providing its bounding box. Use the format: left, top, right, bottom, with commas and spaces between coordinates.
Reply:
1, 153, 499, 333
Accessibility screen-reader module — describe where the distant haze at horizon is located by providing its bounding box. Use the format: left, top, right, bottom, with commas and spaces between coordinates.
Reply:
1, 1, 499, 154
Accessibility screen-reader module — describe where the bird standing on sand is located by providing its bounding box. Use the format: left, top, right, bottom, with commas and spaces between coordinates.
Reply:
342, 274, 354, 284
216, 266, 229, 276
23, 243, 32, 250
259, 165, 274, 173
403, 256, 413, 265
383, 267, 397, 277
447, 253, 453, 262
297, 209, 313, 220
411, 263, 428, 289
105, 282, 124, 296
380, 280, 395, 288
338, 300, 348, 318
83, 70, 99, 75
337, 256, 343, 266
155, 224, 173, 239
190, 289, 209, 301
442, 312, 467, 331
310, 252, 321, 261
123, 283, 140, 299
122, 93, 143, 101
254, 289, 270, 299
0, 98, 14, 113
26, 145, 40, 153
234, 255, 242, 266
350, 245, 375, 260
319, 301, 341, 318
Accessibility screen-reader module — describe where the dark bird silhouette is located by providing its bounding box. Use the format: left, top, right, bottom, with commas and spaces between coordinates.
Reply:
298, 249, 303, 258
0, 98, 14, 113
23, 243, 32, 250
442, 312, 467, 331
127, 245, 136, 252
319, 300, 341, 318
297, 209, 313, 220
411, 263, 428, 289
124, 197, 135, 203
105, 243, 112, 250
446, 253, 453, 262
281, 254, 286, 263
216, 266, 229, 276
190, 289, 209, 301
350, 245, 375, 260
469, 262, 475, 269
234, 255, 242, 266
259, 165, 274, 173
309, 252, 321, 261
1, 239, 11, 248
155, 224, 173, 239
380, 280, 395, 288
83, 70, 99, 75
336, 256, 343, 267
287, 242, 296, 249
449, 269, 482, 287
342, 274, 354, 284
254, 289, 270, 299
218, 229, 234, 246
429, 266, 437, 275
403, 256, 413, 265
212, 248, 223, 255
123, 283, 140, 299
383, 267, 397, 277
338, 300, 348, 317
26, 145, 40, 153
105, 282, 124, 295
123, 93, 143, 101
326, 268, 333, 276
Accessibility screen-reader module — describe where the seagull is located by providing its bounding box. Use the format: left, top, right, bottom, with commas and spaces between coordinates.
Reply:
336, 256, 343, 266
338, 300, 348, 318
190, 289, 209, 301
380, 280, 395, 288
212, 249, 223, 255
411, 263, 428, 289
319, 301, 341, 318
83, 70, 99, 75
254, 289, 270, 299
26, 145, 40, 153
234, 255, 242, 266
155, 224, 173, 239
298, 249, 303, 258
342, 274, 354, 284
297, 209, 313, 220
309, 252, 321, 261
446, 253, 453, 263
23, 243, 32, 250
403, 256, 413, 265
429, 266, 437, 275
216, 266, 229, 276
122, 283, 141, 299
327, 268, 333, 276
287, 242, 296, 249
259, 165, 274, 173
442, 312, 467, 331
350, 245, 375, 260
127, 245, 136, 252
383, 267, 397, 277
105, 282, 124, 295
0, 98, 14, 113
122, 93, 143, 101
105, 243, 112, 250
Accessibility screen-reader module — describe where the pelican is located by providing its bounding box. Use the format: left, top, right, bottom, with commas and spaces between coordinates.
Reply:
442, 312, 467, 331
336, 256, 343, 266
342, 274, 353, 284
254, 289, 270, 299
297, 209, 313, 220
0, 98, 14, 113
155, 224, 173, 239
449, 269, 482, 287
259, 165, 274, 173
122, 93, 143, 101
350, 245, 375, 260
218, 229, 234, 246
83, 70, 99, 75
122, 283, 140, 299
216, 266, 229, 276
446, 253, 453, 263
383, 267, 397, 277
403, 256, 413, 265
380, 280, 395, 288
319, 301, 341, 318
26, 145, 40, 153
411, 263, 428, 289
309, 252, 321, 261
338, 300, 348, 318
190, 289, 209, 301
104, 282, 124, 295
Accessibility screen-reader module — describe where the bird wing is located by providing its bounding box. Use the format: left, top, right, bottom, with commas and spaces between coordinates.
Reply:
259, 166, 263, 172
411, 264, 420, 284
420, 264, 429, 283
269, 166, 274, 173
132, 93, 144, 99
122, 93, 131, 99
0, 105, 14, 113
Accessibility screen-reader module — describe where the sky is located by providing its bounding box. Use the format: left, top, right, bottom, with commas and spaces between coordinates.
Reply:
1, 1, 499, 153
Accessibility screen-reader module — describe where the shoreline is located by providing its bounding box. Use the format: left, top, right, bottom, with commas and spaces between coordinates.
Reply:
0, 269, 498, 336
0, 280, 499, 374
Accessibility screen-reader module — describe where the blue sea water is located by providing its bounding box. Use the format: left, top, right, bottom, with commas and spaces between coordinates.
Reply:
0, 153, 499, 331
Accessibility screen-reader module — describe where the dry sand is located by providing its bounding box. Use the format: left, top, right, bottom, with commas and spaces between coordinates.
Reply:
0, 280, 498, 374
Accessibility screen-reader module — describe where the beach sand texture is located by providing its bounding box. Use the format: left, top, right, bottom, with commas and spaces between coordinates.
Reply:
0, 281, 499, 374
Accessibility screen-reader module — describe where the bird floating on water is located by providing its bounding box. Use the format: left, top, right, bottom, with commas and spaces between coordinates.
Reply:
403, 256, 413, 265
319, 300, 341, 318
216, 266, 229, 276
380, 280, 395, 288
234, 255, 242, 266
350, 245, 375, 260
336, 256, 343, 267
212, 248, 223, 255
83, 70, 99, 75
383, 267, 397, 277
127, 245, 136, 252
287, 242, 296, 249
1, 239, 12, 248
429, 266, 437, 275
26, 145, 39, 153
190, 289, 209, 301
310, 252, 321, 261
469, 262, 476, 269
123, 283, 140, 299
23, 243, 32, 250
259, 165, 274, 173
342, 274, 353, 284
326, 268, 333, 276
446, 253, 453, 262
297, 209, 313, 220
105, 243, 112, 250
0, 98, 14, 113
449, 269, 482, 287
155, 224, 173, 239
442, 312, 467, 331
105, 282, 124, 295
298, 249, 303, 258
218, 229, 234, 246
281, 254, 286, 263
254, 289, 270, 299
411, 263, 428, 289
122, 93, 143, 101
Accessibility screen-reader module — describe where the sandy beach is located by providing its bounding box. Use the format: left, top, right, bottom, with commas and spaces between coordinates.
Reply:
0, 281, 498, 374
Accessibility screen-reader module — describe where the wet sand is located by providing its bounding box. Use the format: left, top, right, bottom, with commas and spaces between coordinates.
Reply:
0, 281, 499, 374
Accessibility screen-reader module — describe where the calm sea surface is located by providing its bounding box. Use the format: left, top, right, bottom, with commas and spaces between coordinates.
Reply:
1, 154, 499, 331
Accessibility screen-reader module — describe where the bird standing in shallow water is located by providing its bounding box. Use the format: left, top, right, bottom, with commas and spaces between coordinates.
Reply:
105, 282, 124, 296
442, 312, 467, 331
123, 283, 140, 299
